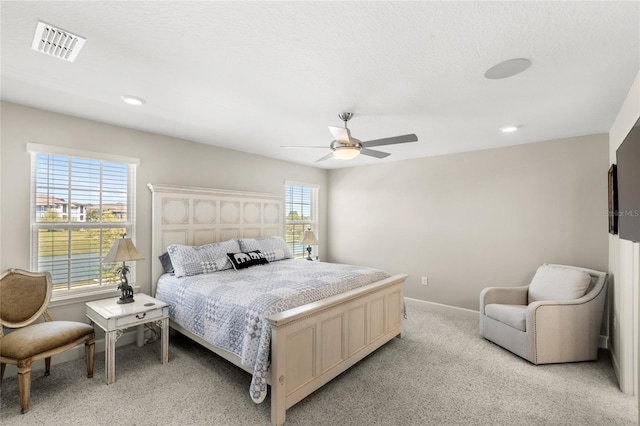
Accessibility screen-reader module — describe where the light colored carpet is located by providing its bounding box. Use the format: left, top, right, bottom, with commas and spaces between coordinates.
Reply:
1, 299, 636, 425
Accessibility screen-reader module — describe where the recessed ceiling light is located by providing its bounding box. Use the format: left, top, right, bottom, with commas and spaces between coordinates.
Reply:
500, 126, 519, 133
120, 95, 145, 106
484, 58, 531, 80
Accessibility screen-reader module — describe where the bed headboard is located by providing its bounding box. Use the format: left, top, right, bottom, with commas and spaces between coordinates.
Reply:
147, 184, 285, 295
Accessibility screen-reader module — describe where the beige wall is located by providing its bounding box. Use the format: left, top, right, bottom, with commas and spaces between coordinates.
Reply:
0, 101, 328, 323
0, 100, 624, 389
608, 69, 640, 400
327, 134, 609, 312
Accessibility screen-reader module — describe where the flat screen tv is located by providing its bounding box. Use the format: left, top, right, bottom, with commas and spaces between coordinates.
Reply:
616, 117, 640, 242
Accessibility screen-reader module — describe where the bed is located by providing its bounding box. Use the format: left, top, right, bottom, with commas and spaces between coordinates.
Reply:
148, 184, 407, 425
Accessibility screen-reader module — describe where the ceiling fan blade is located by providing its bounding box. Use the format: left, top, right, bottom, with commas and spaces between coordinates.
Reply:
361, 134, 418, 148
328, 126, 352, 144
280, 146, 327, 148
360, 148, 391, 159
315, 152, 334, 162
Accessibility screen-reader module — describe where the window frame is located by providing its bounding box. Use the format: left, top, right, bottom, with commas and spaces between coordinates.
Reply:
27, 143, 140, 301
285, 181, 319, 259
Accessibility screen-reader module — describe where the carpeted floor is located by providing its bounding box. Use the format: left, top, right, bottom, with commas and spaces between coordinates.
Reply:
1, 299, 636, 425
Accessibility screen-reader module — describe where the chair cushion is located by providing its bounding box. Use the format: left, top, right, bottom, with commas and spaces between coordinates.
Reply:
485, 304, 527, 331
528, 265, 592, 304
0, 321, 94, 360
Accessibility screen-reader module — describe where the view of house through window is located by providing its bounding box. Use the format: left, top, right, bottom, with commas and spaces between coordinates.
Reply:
285, 182, 318, 259
29, 144, 138, 294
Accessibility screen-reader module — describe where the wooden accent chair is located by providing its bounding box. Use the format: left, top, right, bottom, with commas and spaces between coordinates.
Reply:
0, 269, 95, 413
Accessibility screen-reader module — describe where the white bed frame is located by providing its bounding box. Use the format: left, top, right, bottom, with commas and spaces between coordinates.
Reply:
148, 184, 407, 425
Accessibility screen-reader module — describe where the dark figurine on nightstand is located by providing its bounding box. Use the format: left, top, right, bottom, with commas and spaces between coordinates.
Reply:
116, 265, 134, 304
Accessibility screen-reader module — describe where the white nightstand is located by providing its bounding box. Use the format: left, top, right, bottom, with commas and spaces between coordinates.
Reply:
86, 293, 169, 384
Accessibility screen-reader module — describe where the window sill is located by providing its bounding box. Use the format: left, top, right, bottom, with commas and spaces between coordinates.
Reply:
49, 285, 141, 308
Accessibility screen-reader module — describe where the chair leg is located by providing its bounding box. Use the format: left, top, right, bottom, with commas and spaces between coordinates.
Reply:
1, 362, 5, 384
44, 357, 51, 376
86, 336, 95, 379
17, 359, 32, 414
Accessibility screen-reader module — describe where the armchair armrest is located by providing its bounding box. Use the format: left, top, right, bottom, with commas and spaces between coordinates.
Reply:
479, 286, 528, 313
525, 277, 607, 364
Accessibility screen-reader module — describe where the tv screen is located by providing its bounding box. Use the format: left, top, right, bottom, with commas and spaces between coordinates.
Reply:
616, 117, 640, 242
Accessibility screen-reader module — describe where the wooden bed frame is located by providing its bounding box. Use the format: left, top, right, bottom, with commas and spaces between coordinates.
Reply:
148, 184, 407, 425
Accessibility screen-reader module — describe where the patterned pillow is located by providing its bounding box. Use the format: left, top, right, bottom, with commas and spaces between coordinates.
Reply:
158, 252, 174, 275
167, 239, 241, 278
226, 250, 269, 270
237, 236, 292, 262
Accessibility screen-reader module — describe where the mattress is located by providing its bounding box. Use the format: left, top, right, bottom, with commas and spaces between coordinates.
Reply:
155, 259, 389, 403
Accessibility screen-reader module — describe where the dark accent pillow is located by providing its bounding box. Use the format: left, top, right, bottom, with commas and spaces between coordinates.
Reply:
226, 250, 269, 270
158, 252, 175, 275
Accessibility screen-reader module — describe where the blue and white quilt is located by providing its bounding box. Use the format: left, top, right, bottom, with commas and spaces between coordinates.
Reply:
155, 259, 389, 403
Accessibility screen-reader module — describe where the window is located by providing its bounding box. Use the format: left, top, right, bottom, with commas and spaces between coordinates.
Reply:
28, 143, 139, 296
285, 182, 318, 259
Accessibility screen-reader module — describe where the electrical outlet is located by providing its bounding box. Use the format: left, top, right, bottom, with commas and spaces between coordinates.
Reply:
421, 276, 428, 286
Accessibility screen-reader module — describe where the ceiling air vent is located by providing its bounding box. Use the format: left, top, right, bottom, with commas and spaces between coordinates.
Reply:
31, 20, 86, 62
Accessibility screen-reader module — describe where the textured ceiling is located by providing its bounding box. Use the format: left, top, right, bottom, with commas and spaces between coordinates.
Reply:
1, 1, 639, 169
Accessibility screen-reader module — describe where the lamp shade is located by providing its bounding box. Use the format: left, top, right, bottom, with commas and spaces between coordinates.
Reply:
104, 238, 144, 263
299, 229, 318, 246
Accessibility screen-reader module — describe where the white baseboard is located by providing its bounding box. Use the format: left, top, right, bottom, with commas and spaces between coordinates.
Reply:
610, 344, 622, 389
405, 297, 609, 349
404, 297, 479, 320
2, 329, 138, 378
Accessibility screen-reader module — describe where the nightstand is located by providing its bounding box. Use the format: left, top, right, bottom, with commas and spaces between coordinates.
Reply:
86, 293, 169, 384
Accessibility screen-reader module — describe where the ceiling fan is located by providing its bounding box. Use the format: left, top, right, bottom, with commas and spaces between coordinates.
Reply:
282, 112, 418, 162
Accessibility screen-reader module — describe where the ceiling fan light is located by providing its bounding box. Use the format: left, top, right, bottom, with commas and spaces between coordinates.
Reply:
332, 146, 361, 160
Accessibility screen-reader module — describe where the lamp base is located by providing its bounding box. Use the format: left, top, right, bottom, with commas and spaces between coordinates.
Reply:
117, 296, 135, 304
117, 270, 135, 304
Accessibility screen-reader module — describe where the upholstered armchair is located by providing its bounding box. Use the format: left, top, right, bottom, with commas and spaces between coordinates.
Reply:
479, 264, 607, 364
0, 269, 95, 413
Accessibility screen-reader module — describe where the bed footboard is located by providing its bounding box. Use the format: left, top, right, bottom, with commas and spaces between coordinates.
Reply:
267, 274, 407, 425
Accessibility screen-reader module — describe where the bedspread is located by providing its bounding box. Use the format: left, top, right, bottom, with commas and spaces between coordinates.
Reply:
155, 259, 389, 403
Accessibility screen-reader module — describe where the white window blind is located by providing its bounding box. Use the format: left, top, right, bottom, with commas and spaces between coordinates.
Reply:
285, 182, 318, 259
28, 143, 139, 296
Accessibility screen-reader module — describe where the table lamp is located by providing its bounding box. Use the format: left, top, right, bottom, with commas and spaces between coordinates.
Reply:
299, 228, 318, 261
104, 234, 144, 304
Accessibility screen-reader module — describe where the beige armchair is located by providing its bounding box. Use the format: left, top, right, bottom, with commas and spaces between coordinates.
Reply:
480, 264, 607, 364
0, 269, 95, 413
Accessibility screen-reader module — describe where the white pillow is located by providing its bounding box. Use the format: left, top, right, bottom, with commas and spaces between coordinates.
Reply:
528, 265, 592, 303
167, 239, 241, 278
237, 236, 292, 262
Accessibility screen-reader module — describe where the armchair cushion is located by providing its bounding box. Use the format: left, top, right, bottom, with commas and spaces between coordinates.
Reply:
528, 265, 591, 304
0, 321, 95, 359
485, 304, 527, 331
